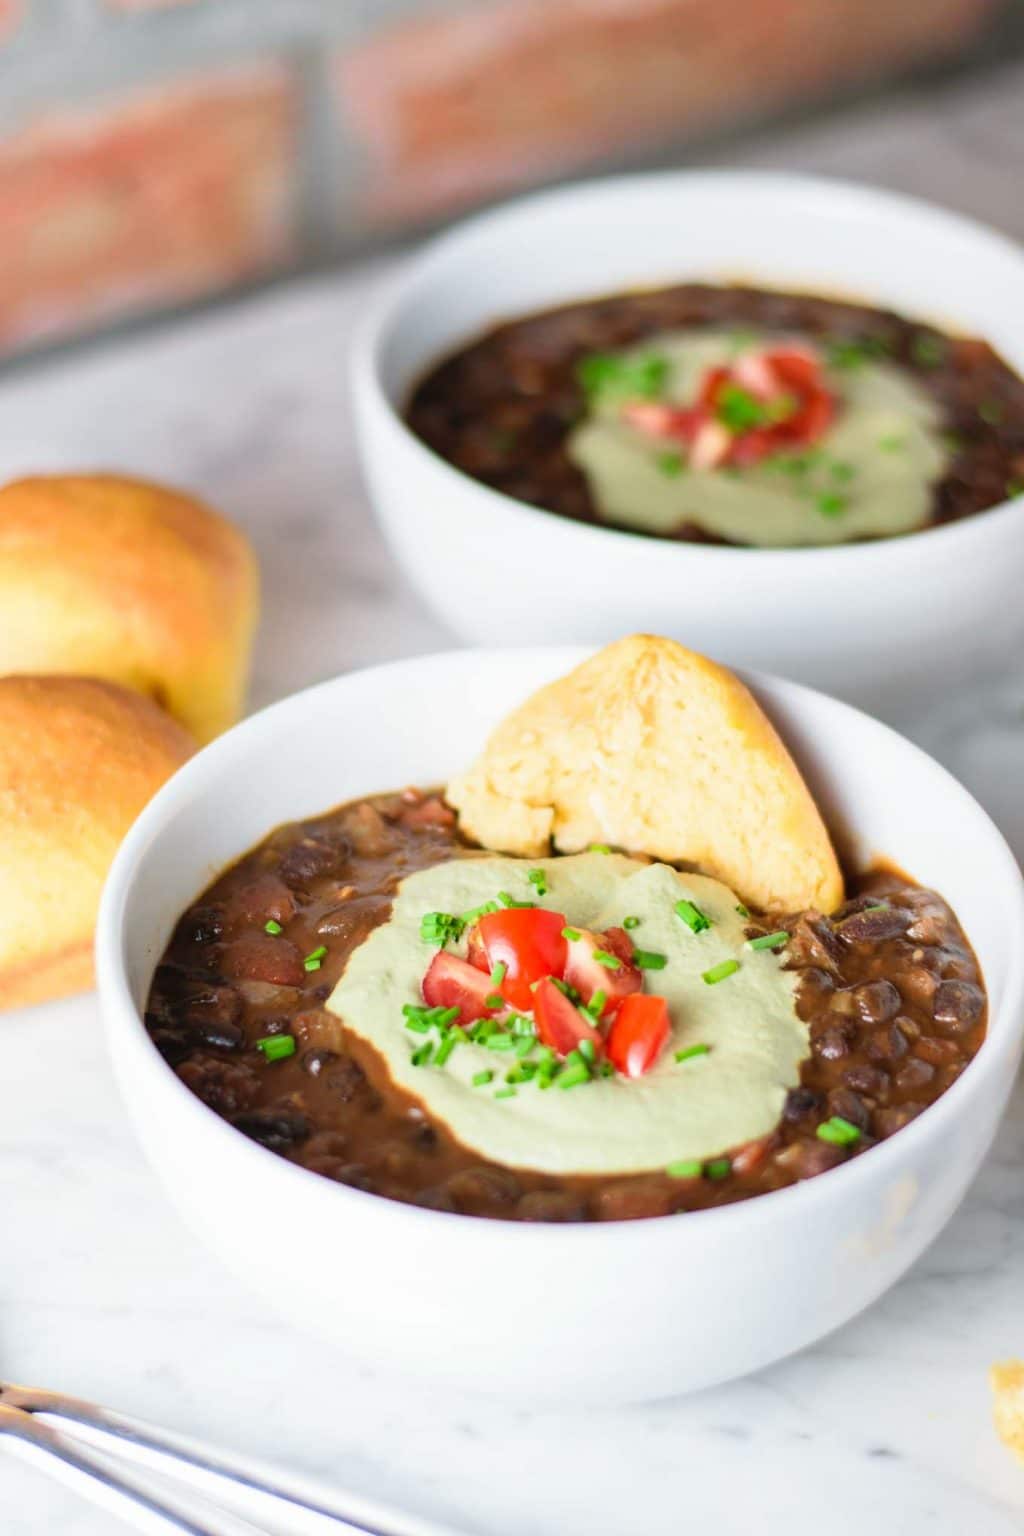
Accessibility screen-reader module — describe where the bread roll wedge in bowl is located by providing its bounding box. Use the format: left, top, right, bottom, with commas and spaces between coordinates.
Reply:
447, 634, 843, 912
0, 676, 194, 1009
0, 474, 259, 744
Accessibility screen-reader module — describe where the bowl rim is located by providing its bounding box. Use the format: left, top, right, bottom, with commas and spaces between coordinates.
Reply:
351, 166, 1024, 566
97, 646, 1024, 1246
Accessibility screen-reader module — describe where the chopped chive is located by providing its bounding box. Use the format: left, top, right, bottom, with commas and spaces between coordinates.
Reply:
434, 1032, 458, 1067
675, 898, 711, 934
484, 993, 504, 1009
657, 450, 684, 478
735, 902, 750, 918
703, 959, 740, 985
527, 868, 548, 896
633, 949, 667, 970
561, 926, 582, 942
817, 491, 848, 518
462, 900, 499, 922
589, 989, 607, 1015
534, 1045, 555, 1068
403, 1015, 432, 1035
589, 843, 612, 854
497, 890, 535, 910
577, 350, 668, 406
436, 1006, 460, 1028
551, 977, 580, 1002
509, 1013, 535, 1037
666, 1159, 703, 1179
558, 1064, 591, 1090
486, 1034, 514, 1052
513, 1034, 535, 1059
593, 950, 622, 970
489, 961, 507, 987
410, 1042, 434, 1067
304, 945, 327, 963
705, 1157, 732, 1180
494, 1086, 517, 1100
578, 1038, 596, 1066
472, 1070, 493, 1087
563, 1049, 587, 1073
817, 1115, 861, 1146
256, 1034, 296, 1062
863, 902, 889, 913
748, 930, 789, 951
420, 911, 465, 946
600, 1061, 615, 1077
263, 919, 283, 936
623, 915, 640, 930
878, 433, 907, 452
830, 460, 856, 483
675, 1043, 710, 1064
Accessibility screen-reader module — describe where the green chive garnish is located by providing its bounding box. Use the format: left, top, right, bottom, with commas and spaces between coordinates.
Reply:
513, 1034, 535, 1059
623, 915, 640, 930
434, 1032, 458, 1067
303, 944, 327, 972
748, 930, 789, 951
879, 433, 906, 452
675, 898, 711, 934
589, 843, 612, 855
462, 901, 499, 923
816, 1115, 861, 1146
705, 1157, 732, 1180
527, 869, 548, 896
472, 1070, 493, 1087
497, 890, 535, 909
558, 1064, 590, 1090
486, 1034, 514, 1052
578, 1038, 596, 1066
735, 902, 750, 918
657, 450, 684, 478
594, 950, 622, 970
494, 1086, 517, 1100
589, 989, 607, 1015
666, 1159, 702, 1179
633, 949, 667, 970
256, 1034, 295, 1062
561, 926, 582, 942
420, 911, 465, 946
489, 961, 507, 987
703, 959, 740, 985
411, 1042, 434, 1067
264, 919, 283, 936
817, 491, 847, 518
675, 1043, 710, 1064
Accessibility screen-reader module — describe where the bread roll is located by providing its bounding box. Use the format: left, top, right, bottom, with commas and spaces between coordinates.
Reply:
0, 474, 258, 743
0, 676, 194, 1010
447, 634, 843, 913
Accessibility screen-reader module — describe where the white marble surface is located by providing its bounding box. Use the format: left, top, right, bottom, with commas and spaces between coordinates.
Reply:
3, 58, 1024, 1534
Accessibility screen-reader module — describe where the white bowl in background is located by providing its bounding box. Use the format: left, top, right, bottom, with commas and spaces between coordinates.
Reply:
97, 647, 1024, 1404
351, 172, 1024, 720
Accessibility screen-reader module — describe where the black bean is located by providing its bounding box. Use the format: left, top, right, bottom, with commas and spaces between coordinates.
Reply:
827, 1087, 871, 1131
279, 837, 344, 887
933, 980, 984, 1032
783, 1086, 823, 1121
842, 1063, 889, 1098
516, 1190, 586, 1223
414, 1187, 458, 1213
233, 1107, 310, 1151
593, 1182, 673, 1221
323, 1055, 371, 1104
836, 906, 912, 943
146, 1024, 191, 1065
852, 980, 902, 1024
874, 1104, 924, 1138
178, 1057, 262, 1116
813, 1027, 851, 1062
867, 1023, 909, 1061
175, 906, 224, 946
894, 1058, 936, 1092
445, 1166, 522, 1212
193, 1018, 245, 1052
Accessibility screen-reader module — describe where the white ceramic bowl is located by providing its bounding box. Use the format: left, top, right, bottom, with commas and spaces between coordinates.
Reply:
352, 171, 1024, 718
97, 648, 1024, 1404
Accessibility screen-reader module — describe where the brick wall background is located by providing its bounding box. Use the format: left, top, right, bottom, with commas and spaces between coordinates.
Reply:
0, 0, 1020, 363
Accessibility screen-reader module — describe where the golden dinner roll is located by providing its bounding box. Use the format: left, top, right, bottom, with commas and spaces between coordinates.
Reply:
0, 676, 194, 1010
447, 634, 844, 913
0, 473, 259, 743
992, 1361, 1024, 1463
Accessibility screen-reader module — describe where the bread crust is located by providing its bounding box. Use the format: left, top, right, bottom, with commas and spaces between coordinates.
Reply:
447, 635, 844, 913
0, 676, 194, 1010
0, 473, 259, 743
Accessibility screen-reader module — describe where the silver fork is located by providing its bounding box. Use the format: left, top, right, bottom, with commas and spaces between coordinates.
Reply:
0, 1383, 467, 1536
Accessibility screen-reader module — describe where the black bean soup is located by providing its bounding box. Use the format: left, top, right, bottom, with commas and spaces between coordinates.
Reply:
146, 788, 987, 1223
406, 283, 1024, 541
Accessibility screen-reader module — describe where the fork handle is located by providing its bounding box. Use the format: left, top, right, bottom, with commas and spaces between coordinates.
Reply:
0, 1403, 269, 1536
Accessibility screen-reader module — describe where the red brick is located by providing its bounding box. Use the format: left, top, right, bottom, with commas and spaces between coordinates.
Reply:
337, 0, 997, 225
0, 63, 297, 354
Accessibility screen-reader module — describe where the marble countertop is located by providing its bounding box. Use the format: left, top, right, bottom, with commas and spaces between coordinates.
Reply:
3, 58, 1024, 1536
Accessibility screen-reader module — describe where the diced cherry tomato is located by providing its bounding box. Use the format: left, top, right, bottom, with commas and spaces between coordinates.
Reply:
476, 908, 568, 1011
768, 347, 822, 391
780, 386, 834, 443
621, 402, 702, 442
733, 351, 780, 398
697, 364, 732, 411
465, 923, 488, 973
422, 952, 503, 1026
730, 427, 777, 467
606, 994, 670, 1079
533, 978, 604, 1059
563, 926, 642, 1018
730, 1135, 774, 1176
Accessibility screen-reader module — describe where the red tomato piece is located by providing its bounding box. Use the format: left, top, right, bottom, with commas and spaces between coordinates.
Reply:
464, 923, 489, 973
606, 994, 671, 1079
533, 978, 604, 1059
476, 908, 568, 1011
767, 347, 822, 391
421, 952, 503, 1026
563, 926, 642, 1018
